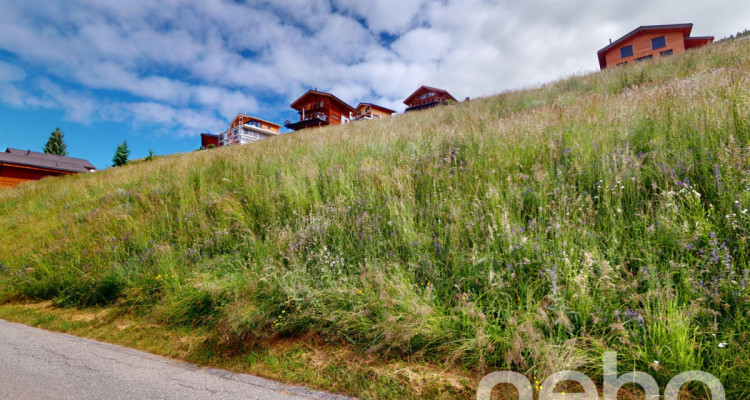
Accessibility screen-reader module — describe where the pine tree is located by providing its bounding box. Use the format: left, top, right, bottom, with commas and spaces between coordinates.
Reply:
43, 127, 68, 156
112, 141, 131, 167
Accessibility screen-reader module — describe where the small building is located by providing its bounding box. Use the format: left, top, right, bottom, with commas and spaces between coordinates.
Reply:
354, 103, 396, 121
403, 86, 458, 113
0, 148, 95, 188
285, 90, 357, 131
217, 114, 281, 147
597, 23, 714, 69
200, 133, 220, 149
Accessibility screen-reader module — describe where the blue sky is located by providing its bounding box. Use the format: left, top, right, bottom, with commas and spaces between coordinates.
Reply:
0, 0, 748, 169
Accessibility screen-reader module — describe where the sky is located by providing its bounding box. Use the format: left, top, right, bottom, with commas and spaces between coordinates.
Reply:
0, 0, 748, 169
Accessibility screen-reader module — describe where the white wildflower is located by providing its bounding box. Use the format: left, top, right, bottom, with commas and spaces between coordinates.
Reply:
718, 342, 728, 348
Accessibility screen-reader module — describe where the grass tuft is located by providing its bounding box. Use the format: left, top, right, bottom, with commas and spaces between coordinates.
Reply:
2, 37, 750, 398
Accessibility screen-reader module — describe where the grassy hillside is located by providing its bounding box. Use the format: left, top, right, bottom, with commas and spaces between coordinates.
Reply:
2, 38, 750, 398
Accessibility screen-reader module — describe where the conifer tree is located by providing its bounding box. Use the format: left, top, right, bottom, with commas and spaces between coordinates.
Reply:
43, 127, 68, 156
112, 141, 131, 167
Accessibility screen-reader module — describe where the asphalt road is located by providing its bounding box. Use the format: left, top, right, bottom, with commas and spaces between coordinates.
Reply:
0, 319, 353, 400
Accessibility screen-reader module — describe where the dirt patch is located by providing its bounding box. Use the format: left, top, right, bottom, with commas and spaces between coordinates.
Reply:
115, 320, 133, 330
22, 300, 54, 310
71, 313, 96, 322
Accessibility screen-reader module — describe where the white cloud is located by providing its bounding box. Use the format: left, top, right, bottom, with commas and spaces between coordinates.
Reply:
0, 0, 748, 131
391, 28, 451, 62
332, 0, 428, 34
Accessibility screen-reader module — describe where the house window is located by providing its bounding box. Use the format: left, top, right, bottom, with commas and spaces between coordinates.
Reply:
635, 55, 653, 62
246, 120, 261, 128
651, 36, 666, 50
620, 45, 633, 59
660, 49, 673, 57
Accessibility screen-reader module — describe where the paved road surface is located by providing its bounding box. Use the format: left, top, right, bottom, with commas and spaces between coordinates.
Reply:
0, 319, 353, 400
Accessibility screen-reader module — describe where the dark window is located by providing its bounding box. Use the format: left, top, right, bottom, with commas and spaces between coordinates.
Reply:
246, 120, 261, 128
620, 45, 634, 59
651, 36, 666, 50
635, 55, 653, 62
660, 49, 673, 57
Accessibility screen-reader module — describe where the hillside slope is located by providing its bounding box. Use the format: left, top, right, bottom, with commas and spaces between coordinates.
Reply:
2, 38, 750, 398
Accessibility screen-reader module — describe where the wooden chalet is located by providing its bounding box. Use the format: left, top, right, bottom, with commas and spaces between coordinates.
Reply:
285, 90, 357, 131
598, 23, 714, 69
219, 114, 281, 146
0, 148, 95, 188
355, 103, 396, 121
403, 86, 458, 112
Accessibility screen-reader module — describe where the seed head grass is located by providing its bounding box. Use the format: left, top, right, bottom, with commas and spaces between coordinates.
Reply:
1, 37, 750, 398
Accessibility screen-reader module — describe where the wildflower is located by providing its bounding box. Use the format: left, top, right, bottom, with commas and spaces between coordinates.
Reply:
653, 361, 659, 366
718, 342, 728, 348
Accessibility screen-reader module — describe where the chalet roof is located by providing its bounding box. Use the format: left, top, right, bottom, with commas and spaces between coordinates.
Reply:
356, 103, 396, 114
230, 113, 281, 128
289, 90, 357, 114
403, 85, 458, 105
1, 148, 96, 173
200, 133, 220, 138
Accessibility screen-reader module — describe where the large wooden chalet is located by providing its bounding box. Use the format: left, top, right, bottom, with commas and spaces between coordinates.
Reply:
285, 90, 357, 131
0, 148, 95, 188
403, 86, 458, 112
598, 23, 714, 69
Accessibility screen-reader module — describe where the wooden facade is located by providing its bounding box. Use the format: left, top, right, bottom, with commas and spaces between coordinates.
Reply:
403, 86, 458, 112
598, 24, 714, 69
200, 133, 220, 149
355, 103, 396, 120
228, 114, 281, 134
0, 164, 72, 188
285, 90, 357, 131
0, 148, 95, 188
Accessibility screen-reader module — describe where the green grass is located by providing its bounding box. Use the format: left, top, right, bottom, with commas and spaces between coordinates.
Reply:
2, 38, 750, 399
0, 302, 471, 399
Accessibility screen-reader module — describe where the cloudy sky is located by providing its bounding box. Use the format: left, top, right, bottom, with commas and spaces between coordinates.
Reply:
0, 0, 748, 168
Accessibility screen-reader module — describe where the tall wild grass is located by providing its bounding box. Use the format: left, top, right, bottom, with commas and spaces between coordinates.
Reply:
1, 37, 749, 397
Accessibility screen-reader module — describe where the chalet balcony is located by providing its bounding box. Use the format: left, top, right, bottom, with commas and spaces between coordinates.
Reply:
285, 112, 328, 131
241, 122, 278, 136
